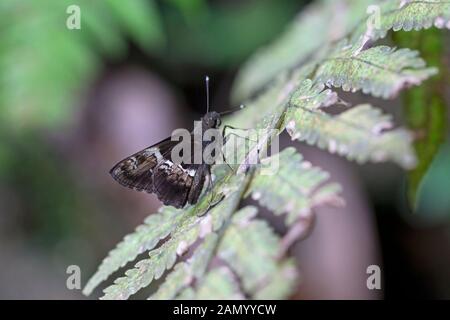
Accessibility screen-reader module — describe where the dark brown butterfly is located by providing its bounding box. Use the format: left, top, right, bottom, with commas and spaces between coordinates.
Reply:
109, 77, 242, 208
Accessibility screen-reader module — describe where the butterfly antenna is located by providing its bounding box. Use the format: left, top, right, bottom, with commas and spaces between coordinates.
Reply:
205, 76, 210, 113
219, 104, 246, 116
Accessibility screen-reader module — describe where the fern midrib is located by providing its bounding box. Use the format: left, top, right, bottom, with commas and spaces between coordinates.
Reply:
286, 102, 392, 140
322, 56, 407, 75
204, 173, 254, 280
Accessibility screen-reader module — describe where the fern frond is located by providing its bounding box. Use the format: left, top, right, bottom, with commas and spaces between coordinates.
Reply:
99, 173, 249, 299
217, 206, 298, 298
283, 80, 417, 168
247, 148, 343, 226
353, 0, 450, 42
231, 0, 376, 102
149, 233, 218, 300
232, 0, 449, 101
170, 206, 298, 300
230, 2, 334, 102
178, 267, 245, 300
315, 43, 437, 99
288, 103, 416, 167
84, 0, 449, 300
83, 206, 183, 296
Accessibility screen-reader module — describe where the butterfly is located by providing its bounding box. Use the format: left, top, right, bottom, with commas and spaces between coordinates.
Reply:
109, 77, 243, 208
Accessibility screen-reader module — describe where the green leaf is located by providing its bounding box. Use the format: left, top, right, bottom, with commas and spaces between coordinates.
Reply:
415, 140, 450, 219
231, 0, 376, 102
352, 0, 450, 42
253, 260, 298, 300
182, 267, 245, 300
315, 42, 437, 99
392, 28, 448, 209
283, 80, 417, 168
149, 233, 218, 300
217, 206, 298, 298
247, 148, 343, 226
82, 0, 450, 300
99, 173, 249, 299
83, 206, 183, 296
230, 2, 332, 102
171, 206, 298, 300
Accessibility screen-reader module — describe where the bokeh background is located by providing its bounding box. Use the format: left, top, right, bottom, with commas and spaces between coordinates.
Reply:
0, 0, 449, 299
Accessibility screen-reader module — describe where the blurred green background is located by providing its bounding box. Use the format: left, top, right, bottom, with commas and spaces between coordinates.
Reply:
0, 0, 449, 299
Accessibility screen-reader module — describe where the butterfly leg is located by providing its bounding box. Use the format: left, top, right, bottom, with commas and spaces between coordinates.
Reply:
220, 125, 241, 171
222, 125, 262, 170
200, 166, 224, 215
222, 125, 259, 158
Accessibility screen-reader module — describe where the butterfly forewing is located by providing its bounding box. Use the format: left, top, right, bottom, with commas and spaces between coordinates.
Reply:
109, 137, 177, 192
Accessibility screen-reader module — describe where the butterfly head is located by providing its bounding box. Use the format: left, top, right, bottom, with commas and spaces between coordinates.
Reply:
202, 111, 221, 129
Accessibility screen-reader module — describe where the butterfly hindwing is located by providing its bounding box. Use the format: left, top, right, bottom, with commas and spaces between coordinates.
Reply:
152, 162, 199, 208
